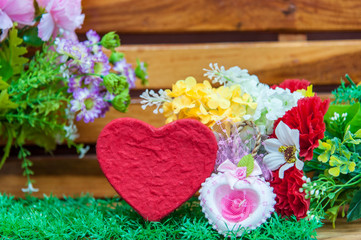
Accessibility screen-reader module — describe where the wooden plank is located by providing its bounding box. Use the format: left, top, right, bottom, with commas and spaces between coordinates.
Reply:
0, 155, 117, 198
318, 219, 361, 240
76, 102, 165, 143
81, 0, 361, 33
118, 40, 361, 90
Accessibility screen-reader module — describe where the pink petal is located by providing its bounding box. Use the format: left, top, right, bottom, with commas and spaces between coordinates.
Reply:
38, 13, 55, 41
0, 10, 12, 41
217, 159, 237, 172
2, 0, 34, 25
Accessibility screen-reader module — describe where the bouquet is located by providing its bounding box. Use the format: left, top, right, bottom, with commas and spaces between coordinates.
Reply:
140, 63, 361, 236
0, 0, 147, 193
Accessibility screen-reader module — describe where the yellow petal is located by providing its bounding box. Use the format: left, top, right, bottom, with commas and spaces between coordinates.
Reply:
329, 167, 340, 177
348, 162, 356, 172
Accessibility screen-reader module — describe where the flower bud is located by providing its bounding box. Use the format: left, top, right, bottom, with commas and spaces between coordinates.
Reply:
101, 32, 120, 50
103, 73, 128, 95
109, 51, 124, 64
112, 91, 131, 113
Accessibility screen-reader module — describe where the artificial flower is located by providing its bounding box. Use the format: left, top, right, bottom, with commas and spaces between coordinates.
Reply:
272, 96, 330, 160
263, 121, 304, 179
271, 79, 310, 93
70, 88, 106, 123
221, 190, 258, 222
113, 59, 136, 89
160, 77, 257, 127
37, 0, 84, 41
0, 0, 35, 41
270, 167, 309, 219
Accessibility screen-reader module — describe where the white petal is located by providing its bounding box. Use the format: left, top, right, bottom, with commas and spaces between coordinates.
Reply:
263, 152, 285, 171
295, 159, 304, 170
264, 138, 282, 153
278, 163, 294, 179
275, 121, 299, 148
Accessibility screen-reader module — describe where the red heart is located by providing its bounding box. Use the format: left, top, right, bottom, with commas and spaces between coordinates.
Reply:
96, 118, 217, 221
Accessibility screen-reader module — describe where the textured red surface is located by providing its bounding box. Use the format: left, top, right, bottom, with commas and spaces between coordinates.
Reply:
96, 118, 217, 221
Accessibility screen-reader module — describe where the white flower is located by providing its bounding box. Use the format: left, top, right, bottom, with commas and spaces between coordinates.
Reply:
263, 121, 304, 179
22, 183, 39, 193
139, 89, 170, 114
79, 145, 90, 159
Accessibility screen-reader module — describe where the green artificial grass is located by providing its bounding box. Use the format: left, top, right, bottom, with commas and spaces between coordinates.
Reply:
0, 194, 322, 239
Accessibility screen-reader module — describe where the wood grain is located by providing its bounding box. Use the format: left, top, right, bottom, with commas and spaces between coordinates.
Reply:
0, 155, 117, 198
81, 0, 361, 33
117, 40, 361, 90
318, 219, 361, 240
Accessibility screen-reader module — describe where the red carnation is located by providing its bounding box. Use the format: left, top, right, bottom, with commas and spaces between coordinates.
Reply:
270, 167, 309, 219
271, 79, 311, 93
272, 96, 330, 160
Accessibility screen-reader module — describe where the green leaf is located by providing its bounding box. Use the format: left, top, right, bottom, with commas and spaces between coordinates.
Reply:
0, 57, 13, 81
0, 77, 9, 90
346, 103, 361, 134
0, 90, 18, 113
347, 188, 361, 222
326, 205, 340, 228
21, 27, 43, 47
324, 103, 361, 137
237, 154, 254, 177
7, 25, 28, 75
355, 129, 361, 138
135, 59, 148, 85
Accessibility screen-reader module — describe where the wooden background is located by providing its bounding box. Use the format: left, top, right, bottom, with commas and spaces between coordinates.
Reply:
2, 0, 361, 237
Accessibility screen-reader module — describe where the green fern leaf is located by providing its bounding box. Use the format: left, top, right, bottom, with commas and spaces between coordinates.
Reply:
7, 26, 28, 75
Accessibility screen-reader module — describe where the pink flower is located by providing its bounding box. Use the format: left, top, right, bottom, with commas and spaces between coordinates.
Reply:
221, 190, 258, 222
235, 167, 247, 180
37, 0, 84, 41
0, 0, 35, 41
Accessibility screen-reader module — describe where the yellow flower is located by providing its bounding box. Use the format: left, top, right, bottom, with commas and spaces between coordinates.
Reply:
297, 85, 315, 97
162, 77, 257, 127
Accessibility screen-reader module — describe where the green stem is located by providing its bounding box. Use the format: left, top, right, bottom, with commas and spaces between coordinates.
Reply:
0, 126, 12, 169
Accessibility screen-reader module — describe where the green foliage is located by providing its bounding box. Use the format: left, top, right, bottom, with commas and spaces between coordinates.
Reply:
347, 188, 361, 222
332, 75, 361, 104
0, 44, 83, 186
237, 154, 254, 177
135, 59, 149, 85
0, 194, 322, 239
1, 25, 28, 75
324, 103, 361, 138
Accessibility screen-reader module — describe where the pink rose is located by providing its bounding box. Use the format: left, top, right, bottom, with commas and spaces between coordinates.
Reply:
0, 0, 35, 41
234, 167, 247, 180
37, 0, 84, 41
221, 190, 258, 222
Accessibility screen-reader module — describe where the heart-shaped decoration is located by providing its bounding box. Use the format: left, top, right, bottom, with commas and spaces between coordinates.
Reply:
199, 173, 276, 236
96, 118, 217, 221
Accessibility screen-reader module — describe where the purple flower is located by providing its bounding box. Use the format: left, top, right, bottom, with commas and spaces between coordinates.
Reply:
56, 38, 93, 74
70, 88, 106, 123
214, 121, 272, 180
85, 29, 102, 54
86, 29, 100, 44
92, 52, 111, 76
113, 59, 136, 89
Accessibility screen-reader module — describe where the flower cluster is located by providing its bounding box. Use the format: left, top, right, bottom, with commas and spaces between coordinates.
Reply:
0, 0, 148, 193
55, 30, 145, 123
141, 76, 257, 127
